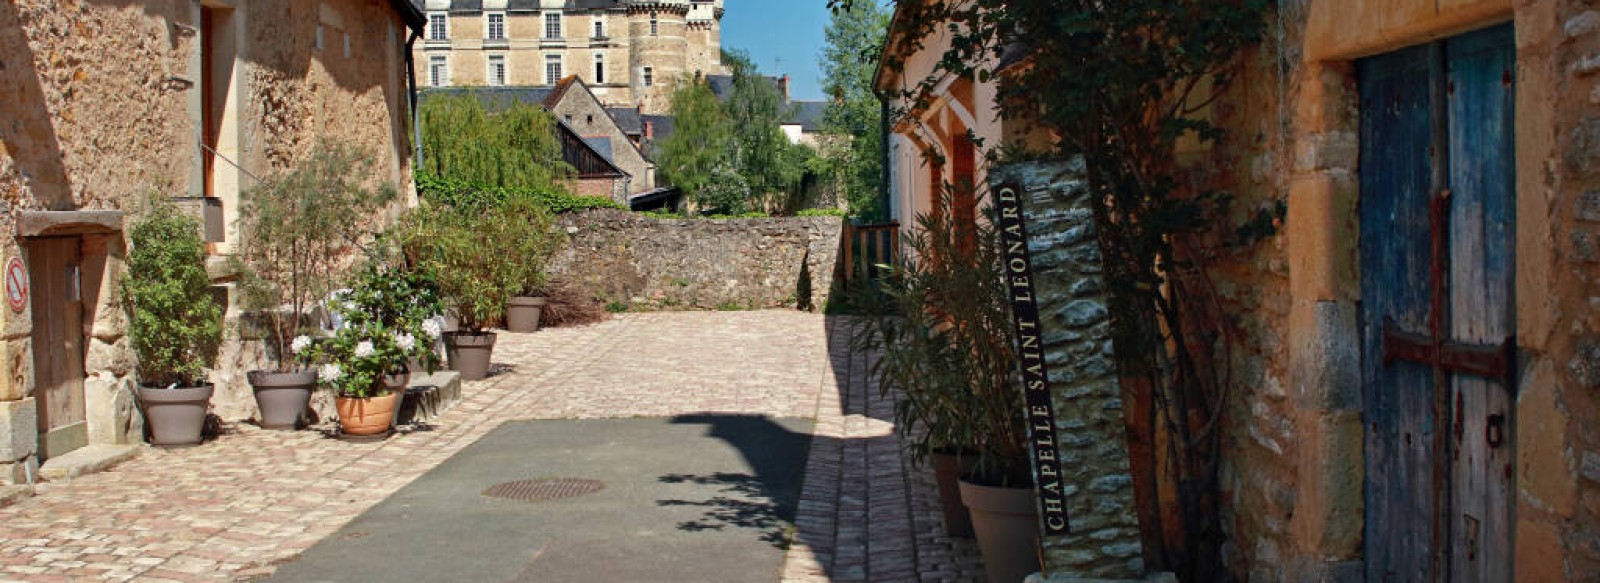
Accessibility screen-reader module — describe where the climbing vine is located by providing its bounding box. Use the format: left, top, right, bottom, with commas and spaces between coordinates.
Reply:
838, 0, 1273, 579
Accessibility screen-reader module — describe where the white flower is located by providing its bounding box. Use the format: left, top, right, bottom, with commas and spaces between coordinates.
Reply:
344, 301, 359, 314
319, 363, 343, 382
422, 319, 443, 339
290, 335, 312, 355
354, 340, 376, 359
394, 332, 417, 353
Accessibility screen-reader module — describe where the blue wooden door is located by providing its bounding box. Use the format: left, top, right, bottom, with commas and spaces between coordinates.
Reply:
1358, 23, 1516, 582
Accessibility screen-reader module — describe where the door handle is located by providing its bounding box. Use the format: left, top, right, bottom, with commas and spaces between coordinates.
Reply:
1486, 413, 1506, 449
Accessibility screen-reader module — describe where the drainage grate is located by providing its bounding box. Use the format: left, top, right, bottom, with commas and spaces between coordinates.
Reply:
482, 478, 606, 503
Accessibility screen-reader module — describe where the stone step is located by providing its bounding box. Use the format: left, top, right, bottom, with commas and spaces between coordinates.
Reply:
397, 371, 462, 425
0, 484, 33, 508
37, 444, 139, 482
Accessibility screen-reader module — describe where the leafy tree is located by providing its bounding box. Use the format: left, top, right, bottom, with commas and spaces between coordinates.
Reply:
722, 48, 808, 213
819, 1, 890, 222
419, 93, 574, 190
657, 78, 734, 213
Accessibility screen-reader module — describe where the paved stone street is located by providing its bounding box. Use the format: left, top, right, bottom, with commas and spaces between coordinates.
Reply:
0, 311, 979, 582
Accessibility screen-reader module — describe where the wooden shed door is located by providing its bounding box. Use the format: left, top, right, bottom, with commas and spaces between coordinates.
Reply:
29, 236, 86, 462
1358, 24, 1516, 582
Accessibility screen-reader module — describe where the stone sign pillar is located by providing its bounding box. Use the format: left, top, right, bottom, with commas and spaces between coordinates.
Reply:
991, 160, 1162, 582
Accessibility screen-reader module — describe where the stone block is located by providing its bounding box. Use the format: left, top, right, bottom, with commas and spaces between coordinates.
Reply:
1293, 132, 1358, 174
1517, 361, 1576, 519
1289, 301, 1362, 412
84, 336, 133, 378
84, 372, 140, 446
0, 338, 29, 402
1291, 409, 1364, 559
1515, 518, 1569, 582
1287, 173, 1359, 303
36, 444, 138, 482
0, 397, 36, 462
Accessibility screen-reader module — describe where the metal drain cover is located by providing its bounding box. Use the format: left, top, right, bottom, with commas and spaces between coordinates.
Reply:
483, 478, 606, 502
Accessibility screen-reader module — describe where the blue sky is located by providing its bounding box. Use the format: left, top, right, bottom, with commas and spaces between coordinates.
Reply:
721, 0, 833, 101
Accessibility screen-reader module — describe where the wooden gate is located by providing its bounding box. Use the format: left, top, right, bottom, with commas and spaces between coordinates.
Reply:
28, 236, 86, 462
1358, 24, 1516, 582
842, 222, 900, 284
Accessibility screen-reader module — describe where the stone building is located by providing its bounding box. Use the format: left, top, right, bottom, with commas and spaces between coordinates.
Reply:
0, 0, 423, 480
879, 1, 1600, 580
412, 0, 726, 114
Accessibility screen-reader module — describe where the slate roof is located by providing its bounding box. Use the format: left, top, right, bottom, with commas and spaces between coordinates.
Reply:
704, 74, 785, 102
420, 86, 557, 112
607, 107, 644, 136
785, 101, 828, 133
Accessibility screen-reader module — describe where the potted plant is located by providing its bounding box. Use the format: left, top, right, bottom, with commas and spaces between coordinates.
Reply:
123, 195, 224, 446
316, 261, 441, 436
855, 192, 1035, 582
234, 143, 395, 429
398, 193, 544, 380
505, 202, 562, 333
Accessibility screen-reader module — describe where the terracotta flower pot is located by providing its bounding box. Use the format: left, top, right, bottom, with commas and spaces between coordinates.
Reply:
959, 479, 1041, 583
931, 451, 977, 538
247, 370, 316, 430
336, 391, 401, 436
505, 296, 547, 333
137, 384, 214, 446
444, 331, 496, 381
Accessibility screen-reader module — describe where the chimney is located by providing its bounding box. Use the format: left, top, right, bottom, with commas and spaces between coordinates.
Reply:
645, 120, 655, 140
637, 103, 644, 115
780, 74, 790, 101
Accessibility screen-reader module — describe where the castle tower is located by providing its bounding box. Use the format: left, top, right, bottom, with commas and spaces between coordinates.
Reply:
624, 1, 692, 114
685, 0, 725, 78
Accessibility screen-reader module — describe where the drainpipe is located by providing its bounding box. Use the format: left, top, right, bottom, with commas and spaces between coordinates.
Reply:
405, 28, 423, 174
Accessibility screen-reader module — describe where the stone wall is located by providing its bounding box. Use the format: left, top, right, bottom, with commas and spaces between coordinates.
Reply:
0, 0, 419, 462
548, 210, 844, 311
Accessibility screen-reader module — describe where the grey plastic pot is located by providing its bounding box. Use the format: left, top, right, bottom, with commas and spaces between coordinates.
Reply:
505, 296, 547, 333
959, 479, 1041, 583
248, 370, 316, 430
444, 331, 497, 381
137, 384, 215, 446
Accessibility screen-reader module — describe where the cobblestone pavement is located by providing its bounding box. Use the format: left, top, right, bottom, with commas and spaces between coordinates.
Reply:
0, 311, 979, 582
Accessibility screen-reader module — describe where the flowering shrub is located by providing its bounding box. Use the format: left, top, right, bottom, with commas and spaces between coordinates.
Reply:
315, 263, 444, 397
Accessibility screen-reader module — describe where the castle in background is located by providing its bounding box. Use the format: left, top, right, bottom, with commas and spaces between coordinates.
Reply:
413, 0, 726, 114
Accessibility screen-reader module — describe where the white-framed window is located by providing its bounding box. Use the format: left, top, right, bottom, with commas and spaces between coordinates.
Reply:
643, 66, 653, 87
649, 13, 658, 36
428, 12, 448, 41
429, 55, 449, 87
487, 54, 506, 86
545, 12, 562, 39
593, 18, 604, 38
486, 12, 506, 40
545, 54, 562, 84
594, 53, 605, 84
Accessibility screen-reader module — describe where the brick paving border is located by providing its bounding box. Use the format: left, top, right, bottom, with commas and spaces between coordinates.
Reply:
0, 312, 979, 582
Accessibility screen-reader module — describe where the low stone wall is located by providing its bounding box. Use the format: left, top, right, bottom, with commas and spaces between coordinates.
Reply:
548, 210, 845, 311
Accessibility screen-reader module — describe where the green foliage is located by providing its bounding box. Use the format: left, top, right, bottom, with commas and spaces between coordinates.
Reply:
852, 193, 1026, 485
234, 142, 397, 370
657, 78, 733, 212
723, 48, 808, 212
797, 208, 847, 218
419, 93, 574, 190
714, 301, 745, 312
122, 195, 223, 388
604, 301, 631, 313
415, 173, 622, 214
819, 1, 890, 222
314, 262, 443, 397
860, 0, 1272, 576
395, 195, 562, 332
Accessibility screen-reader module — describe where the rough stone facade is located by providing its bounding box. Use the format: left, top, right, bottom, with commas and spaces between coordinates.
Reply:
547, 79, 655, 194
548, 210, 844, 311
996, 161, 1148, 580
0, 0, 421, 474
414, 0, 725, 114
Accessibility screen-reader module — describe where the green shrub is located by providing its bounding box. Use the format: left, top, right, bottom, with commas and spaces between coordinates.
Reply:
397, 195, 556, 332
315, 263, 443, 397
123, 195, 222, 388
415, 174, 622, 214
797, 208, 847, 218
604, 301, 631, 313
235, 143, 396, 370
419, 94, 573, 190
